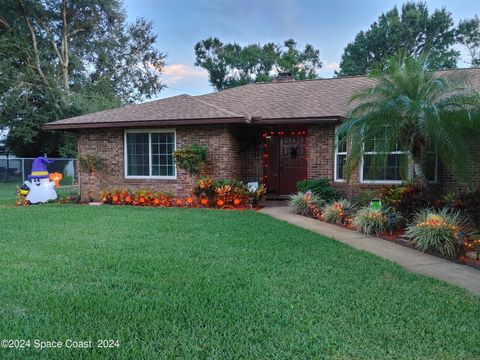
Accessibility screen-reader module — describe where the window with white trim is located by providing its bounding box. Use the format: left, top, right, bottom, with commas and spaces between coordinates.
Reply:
125, 130, 176, 178
361, 136, 408, 183
334, 130, 347, 181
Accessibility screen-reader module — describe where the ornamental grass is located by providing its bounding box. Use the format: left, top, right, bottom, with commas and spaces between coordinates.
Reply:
289, 192, 325, 216
406, 208, 468, 259
322, 199, 355, 225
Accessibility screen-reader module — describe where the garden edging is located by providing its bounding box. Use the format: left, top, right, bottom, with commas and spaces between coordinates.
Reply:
260, 205, 480, 296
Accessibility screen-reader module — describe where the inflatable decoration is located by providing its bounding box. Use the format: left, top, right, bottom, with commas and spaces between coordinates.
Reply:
22, 157, 59, 204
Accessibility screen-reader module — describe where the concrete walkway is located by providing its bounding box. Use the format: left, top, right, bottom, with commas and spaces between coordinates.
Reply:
260, 206, 480, 296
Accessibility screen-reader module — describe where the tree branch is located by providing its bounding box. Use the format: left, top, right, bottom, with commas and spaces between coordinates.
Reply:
19, 0, 48, 86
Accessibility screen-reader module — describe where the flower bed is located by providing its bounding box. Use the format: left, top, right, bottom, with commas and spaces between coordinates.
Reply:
98, 178, 266, 210
290, 189, 480, 271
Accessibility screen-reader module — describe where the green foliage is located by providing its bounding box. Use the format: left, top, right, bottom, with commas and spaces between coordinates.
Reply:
322, 199, 355, 225
353, 207, 387, 235
296, 179, 338, 203
194, 37, 321, 90
0, 0, 165, 156
406, 208, 468, 259
337, 55, 480, 187
173, 145, 207, 176
456, 16, 480, 66
380, 184, 433, 221
289, 192, 325, 216
441, 189, 480, 228
55, 187, 80, 204
352, 190, 380, 207
337, 2, 458, 76
78, 155, 102, 173
352, 206, 404, 235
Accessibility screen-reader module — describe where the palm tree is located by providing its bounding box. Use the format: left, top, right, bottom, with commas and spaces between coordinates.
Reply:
337, 55, 480, 187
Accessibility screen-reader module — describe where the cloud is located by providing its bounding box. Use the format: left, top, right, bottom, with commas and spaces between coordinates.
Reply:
162, 64, 209, 85
319, 61, 340, 77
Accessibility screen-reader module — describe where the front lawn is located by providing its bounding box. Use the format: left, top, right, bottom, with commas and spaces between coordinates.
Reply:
0, 205, 478, 359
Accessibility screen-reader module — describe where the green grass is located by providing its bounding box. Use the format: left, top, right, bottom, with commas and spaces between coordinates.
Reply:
0, 205, 479, 359
0, 182, 18, 206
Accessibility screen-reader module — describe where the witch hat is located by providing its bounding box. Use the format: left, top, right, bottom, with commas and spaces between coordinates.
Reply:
28, 156, 54, 179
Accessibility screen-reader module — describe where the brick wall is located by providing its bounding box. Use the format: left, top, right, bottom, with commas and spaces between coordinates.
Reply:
77, 125, 243, 201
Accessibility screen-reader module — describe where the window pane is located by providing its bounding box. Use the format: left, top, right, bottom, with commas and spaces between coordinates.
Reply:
151, 132, 175, 177
363, 154, 407, 181
336, 154, 346, 180
126, 133, 149, 176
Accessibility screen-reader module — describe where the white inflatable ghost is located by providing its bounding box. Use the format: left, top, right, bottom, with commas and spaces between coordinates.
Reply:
23, 156, 58, 204
24, 177, 57, 204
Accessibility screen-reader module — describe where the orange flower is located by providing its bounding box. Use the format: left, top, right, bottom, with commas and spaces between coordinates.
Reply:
217, 199, 224, 206
102, 197, 107, 202
125, 196, 132, 203
186, 197, 193, 204
201, 198, 208, 205
112, 195, 119, 203
176, 199, 183, 206
139, 197, 145, 204
154, 198, 160, 206
233, 198, 241, 205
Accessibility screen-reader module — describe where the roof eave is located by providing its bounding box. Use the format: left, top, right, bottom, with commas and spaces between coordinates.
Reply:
250, 116, 343, 124
43, 117, 249, 130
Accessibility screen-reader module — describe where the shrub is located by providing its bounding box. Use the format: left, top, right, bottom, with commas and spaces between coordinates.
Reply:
380, 183, 433, 220
352, 206, 403, 235
289, 192, 325, 216
441, 189, 480, 228
56, 187, 80, 204
297, 179, 338, 203
193, 177, 256, 207
322, 199, 355, 225
352, 190, 380, 207
353, 207, 387, 235
406, 208, 467, 259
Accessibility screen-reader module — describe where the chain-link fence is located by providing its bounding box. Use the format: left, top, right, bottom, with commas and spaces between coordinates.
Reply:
0, 157, 77, 186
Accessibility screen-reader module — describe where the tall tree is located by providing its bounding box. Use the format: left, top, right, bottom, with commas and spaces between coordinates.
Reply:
337, 55, 480, 187
0, 0, 166, 156
337, 2, 458, 76
456, 16, 480, 67
194, 37, 321, 91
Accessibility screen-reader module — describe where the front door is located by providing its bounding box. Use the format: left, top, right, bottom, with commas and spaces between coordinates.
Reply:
263, 131, 308, 196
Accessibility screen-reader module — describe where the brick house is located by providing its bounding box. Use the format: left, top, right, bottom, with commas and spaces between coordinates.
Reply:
44, 69, 480, 201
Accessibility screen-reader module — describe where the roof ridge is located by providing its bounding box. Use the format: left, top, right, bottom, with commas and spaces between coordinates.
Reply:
190, 95, 244, 118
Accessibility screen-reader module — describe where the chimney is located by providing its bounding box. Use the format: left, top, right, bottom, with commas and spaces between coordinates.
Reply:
273, 72, 293, 82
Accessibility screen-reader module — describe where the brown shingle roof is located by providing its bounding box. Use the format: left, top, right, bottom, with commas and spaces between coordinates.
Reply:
44, 68, 480, 130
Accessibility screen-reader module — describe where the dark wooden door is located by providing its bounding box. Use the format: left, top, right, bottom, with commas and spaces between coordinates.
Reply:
279, 135, 307, 195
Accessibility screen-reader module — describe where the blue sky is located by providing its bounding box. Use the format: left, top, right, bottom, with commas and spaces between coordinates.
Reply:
124, 0, 479, 99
